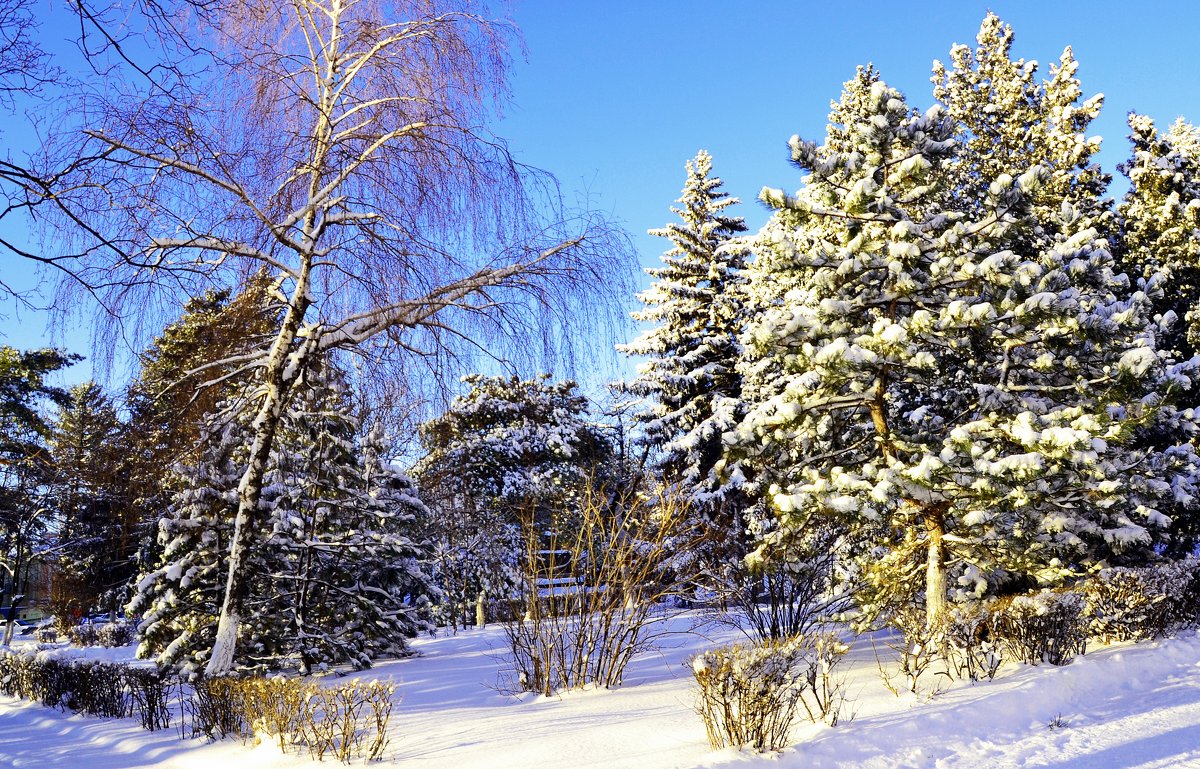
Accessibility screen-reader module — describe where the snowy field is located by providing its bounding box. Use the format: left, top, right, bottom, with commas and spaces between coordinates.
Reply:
2, 615, 1200, 769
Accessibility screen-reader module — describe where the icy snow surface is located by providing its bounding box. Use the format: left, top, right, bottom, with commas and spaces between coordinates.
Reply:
3, 615, 1200, 768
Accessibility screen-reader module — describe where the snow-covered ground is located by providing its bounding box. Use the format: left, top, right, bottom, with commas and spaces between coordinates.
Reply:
3, 615, 1200, 769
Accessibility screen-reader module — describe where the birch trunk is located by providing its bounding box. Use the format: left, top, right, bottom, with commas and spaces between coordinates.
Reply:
205, 287, 314, 675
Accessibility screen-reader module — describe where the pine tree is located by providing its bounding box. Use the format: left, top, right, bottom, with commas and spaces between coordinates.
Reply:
618, 151, 751, 587
932, 13, 1112, 246
47, 382, 129, 618
0, 346, 78, 642
414, 374, 609, 627
1118, 115, 1200, 360
1116, 115, 1200, 556
130, 360, 435, 673
730, 73, 1199, 630
122, 275, 279, 573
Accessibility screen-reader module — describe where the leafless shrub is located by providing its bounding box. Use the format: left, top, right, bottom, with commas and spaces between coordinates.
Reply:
0, 652, 142, 719
874, 607, 945, 698
126, 668, 172, 731
711, 525, 854, 644
795, 633, 851, 726
942, 602, 1003, 682
185, 675, 395, 763
691, 633, 847, 752
992, 589, 1086, 666
301, 680, 396, 763
186, 676, 247, 740
1083, 559, 1200, 643
501, 484, 696, 696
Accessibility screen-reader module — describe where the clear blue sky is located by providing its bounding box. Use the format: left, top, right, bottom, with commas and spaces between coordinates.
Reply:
2, 0, 1198, 386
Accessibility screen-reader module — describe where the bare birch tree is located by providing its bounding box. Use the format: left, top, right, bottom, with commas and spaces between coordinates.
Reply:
31, 0, 628, 674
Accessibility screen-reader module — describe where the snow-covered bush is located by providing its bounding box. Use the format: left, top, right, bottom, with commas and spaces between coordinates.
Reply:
1083, 559, 1200, 642
68, 623, 99, 647
185, 675, 394, 762
35, 626, 57, 643
943, 602, 1003, 681
96, 622, 136, 648
992, 590, 1086, 666
691, 633, 848, 752
1, 651, 168, 733
877, 607, 946, 697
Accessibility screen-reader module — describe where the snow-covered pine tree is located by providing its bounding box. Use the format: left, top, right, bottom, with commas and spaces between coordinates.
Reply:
1118, 115, 1200, 360
414, 374, 609, 627
263, 364, 436, 673
618, 150, 751, 589
932, 13, 1112, 246
130, 360, 435, 673
130, 403, 243, 672
122, 276, 279, 576
1117, 114, 1200, 556
730, 71, 1199, 630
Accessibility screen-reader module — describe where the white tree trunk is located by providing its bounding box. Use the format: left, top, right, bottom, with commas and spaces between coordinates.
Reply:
205, 287, 314, 676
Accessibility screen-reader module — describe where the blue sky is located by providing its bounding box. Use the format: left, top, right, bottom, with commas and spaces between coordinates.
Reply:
2, 0, 1198, 387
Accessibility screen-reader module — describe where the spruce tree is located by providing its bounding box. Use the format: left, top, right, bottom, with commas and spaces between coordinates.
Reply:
414, 374, 608, 627
262, 366, 435, 673
618, 150, 751, 589
730, 72, 1199, 630
47, 382, 129, 618
130, 360, 435, 673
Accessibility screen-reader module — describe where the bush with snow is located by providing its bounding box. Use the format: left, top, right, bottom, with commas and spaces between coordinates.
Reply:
992, 589, 1087, 666
1083, 559, 1200, 642
96, 622, 136, 648
691, 632, 848, 752
67, 623, 99, 647
943, 602, 1004, 681
0, 651, 165, 724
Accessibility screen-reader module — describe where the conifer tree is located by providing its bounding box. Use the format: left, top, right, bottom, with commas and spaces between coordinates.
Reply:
1116, 115, 1200, 556
730, 72, 1199, 630
618, 151, 751, 588
122, 276, 279, 572
1118, 115, 1200, 360
932, 13, 1111, 245
0, 347, 77, 642
130, 360, 434, 673
262, 367, 435, 673
47, 382, 129, 617
414, 374, 608, 627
